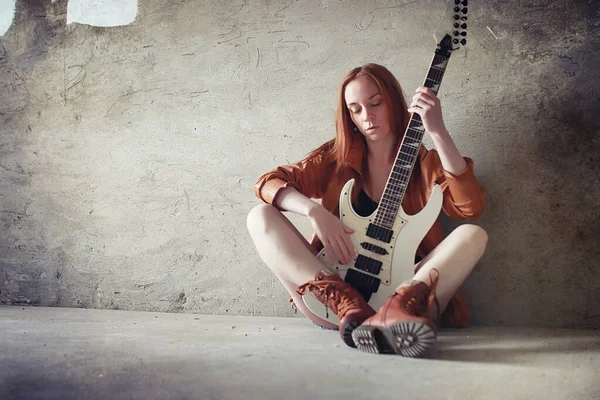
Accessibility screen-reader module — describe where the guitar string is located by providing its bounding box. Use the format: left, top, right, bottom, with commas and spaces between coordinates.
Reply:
373, 52, 448, 228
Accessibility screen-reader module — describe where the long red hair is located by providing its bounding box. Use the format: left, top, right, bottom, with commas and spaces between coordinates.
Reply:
305, 64, 411, 169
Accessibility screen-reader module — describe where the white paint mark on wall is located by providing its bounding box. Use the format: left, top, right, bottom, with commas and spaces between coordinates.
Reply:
0, 0, 16, 37
67, 0, 138, 27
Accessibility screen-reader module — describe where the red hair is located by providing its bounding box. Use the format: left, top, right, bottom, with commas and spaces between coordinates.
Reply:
305, 64, 411, 169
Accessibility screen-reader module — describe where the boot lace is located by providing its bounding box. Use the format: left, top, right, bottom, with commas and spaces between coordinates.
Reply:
397, 268, 441, 323
297, 275, 361, 319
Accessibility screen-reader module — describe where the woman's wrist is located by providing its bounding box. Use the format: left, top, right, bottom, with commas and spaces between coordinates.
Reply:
305, 201, 323, 219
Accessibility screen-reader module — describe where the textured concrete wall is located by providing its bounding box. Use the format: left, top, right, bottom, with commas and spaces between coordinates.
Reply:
0, 0, 598, 329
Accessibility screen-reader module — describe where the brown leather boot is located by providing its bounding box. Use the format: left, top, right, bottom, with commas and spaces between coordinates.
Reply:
297, 272, 376, 348
352, 269, 440, 357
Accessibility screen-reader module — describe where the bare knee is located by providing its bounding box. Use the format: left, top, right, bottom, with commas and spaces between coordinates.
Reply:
455, 224, 488, 251
246, 203, 282, 236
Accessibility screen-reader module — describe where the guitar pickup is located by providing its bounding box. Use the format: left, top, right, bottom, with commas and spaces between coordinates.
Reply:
366, 223, 393, 243
345, 269, 381, 302
355, 255, 383, 275
360, 242, 388, 255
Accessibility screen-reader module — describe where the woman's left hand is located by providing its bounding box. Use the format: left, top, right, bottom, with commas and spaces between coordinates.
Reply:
407, 86, 447, 136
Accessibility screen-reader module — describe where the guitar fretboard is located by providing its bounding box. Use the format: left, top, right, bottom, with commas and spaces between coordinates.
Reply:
374, 50, 451, 229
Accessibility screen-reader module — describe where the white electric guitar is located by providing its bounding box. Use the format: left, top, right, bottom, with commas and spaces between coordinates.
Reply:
302, 0, 469, 326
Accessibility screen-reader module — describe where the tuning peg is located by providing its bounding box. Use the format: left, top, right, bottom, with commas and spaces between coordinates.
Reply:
461, 15, 468, 21
462, 7, 468, 13
453, 31, 459, 36
460, 38, 467, 45
454, 14, 460, 20
461, 23, 467, 29
454, 6, 460, 12
453, 39, 459, 44
462, 0, 468, 5
455, 0, 460, 4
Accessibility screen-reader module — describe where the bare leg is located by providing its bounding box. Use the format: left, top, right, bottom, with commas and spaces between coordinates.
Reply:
411, 224, 488, 320
246, 204, 337, 329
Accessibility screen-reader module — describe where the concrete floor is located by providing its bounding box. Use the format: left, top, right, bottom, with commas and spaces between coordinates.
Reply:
0, 306, 598, 400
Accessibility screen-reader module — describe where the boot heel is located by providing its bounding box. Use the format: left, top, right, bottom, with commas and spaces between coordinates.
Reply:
389, 321, 436, 358
341, 318, 363, 348
352, 325, 385, 354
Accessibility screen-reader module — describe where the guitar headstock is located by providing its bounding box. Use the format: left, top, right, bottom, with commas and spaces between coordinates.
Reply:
433, 0, 469, 56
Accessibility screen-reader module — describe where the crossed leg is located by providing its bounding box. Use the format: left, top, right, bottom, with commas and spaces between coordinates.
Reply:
247, 203, 488, 327
247, 204, 337, 329
413, 224, 488, 320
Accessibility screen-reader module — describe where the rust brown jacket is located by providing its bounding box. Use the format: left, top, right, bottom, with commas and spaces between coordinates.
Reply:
254, 136, 487, 327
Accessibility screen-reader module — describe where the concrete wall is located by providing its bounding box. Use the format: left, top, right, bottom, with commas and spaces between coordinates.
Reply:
0, 0, 598, 329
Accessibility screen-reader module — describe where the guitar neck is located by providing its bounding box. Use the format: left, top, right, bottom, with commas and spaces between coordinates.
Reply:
374, 41, 452, 229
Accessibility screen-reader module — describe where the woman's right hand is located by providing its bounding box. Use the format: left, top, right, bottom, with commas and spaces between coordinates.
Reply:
306, 204, 355, 264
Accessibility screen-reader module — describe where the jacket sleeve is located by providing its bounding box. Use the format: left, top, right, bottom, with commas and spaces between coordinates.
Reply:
253, 153, 328, 207
421, 148, 486, 220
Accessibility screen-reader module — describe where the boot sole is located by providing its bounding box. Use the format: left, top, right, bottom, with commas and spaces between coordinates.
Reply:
352, 320, 437, 357
341, 318, 368, 348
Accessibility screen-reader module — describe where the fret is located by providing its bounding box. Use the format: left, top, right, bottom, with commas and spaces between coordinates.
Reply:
378, 214, 397, 226
382, 196, 402, 206
385, 180, 404, 190
381, 200, 401, 210
426, 70, 442, 81
400, 145, 418, 155
399, 149, 417, 158
392, 173, 410, 182
403, 133, 422, 142
425, 77, 440, 85
403, 135, 422, 145
394, 158, 413, 166
384, 184, 404, 195
388, 180, 409, 191
409, 122, 424, 131
389, 179, 409, 190
397, 156, 416, 165
403, 136, 420, 144
377, 201, 396, 212
384, 189, 405, 201
432, 59, 449, 70
389, 171, 409, 181
375, 207, 392, 218
408, 126, 423, 133
390, 171, 410, 181
391, 169, 410, 180
400, 144, 418, 153
384, 182, 404, 192
397, 155, 415, 165
377, 215, 396, 229
394, 160, 412, 171
404, 133, 422, 143
394, 163, 411, 171
402, 140, 420, 149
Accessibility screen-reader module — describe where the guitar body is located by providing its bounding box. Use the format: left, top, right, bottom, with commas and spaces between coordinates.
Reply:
302, 178, 443, 326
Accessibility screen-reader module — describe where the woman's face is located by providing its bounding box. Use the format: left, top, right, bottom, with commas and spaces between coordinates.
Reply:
344, 75, 392, 142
